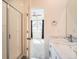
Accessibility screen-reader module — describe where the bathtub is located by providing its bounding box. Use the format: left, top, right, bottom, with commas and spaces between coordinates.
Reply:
49, 43, 62, 59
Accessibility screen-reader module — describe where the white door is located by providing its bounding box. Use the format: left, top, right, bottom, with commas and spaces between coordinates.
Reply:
8, 5, 22, 59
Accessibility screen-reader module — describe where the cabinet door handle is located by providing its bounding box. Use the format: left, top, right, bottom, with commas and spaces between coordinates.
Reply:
27, 38, 31, 40
9, 34, 11, 39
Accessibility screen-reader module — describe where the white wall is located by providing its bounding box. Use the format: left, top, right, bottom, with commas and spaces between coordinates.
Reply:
67, 0, 77, 38
30, 0, 77, 38
31, 0, 69, 38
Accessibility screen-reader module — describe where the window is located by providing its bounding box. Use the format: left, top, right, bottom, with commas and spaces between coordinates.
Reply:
31, 9, 44, 39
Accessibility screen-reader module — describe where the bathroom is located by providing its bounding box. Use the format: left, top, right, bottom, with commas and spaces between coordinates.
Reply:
2, 0, 77, 59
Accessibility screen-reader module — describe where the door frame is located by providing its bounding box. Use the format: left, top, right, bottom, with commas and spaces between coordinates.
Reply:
27, 8, 45, 59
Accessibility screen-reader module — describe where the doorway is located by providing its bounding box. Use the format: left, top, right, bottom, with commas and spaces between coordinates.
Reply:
27, 8, 45, 59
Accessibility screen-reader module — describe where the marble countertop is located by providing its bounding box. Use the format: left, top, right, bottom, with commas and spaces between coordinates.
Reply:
49, 38, 77, 59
